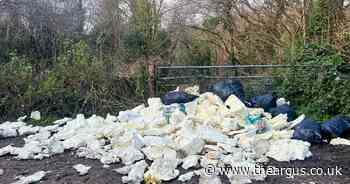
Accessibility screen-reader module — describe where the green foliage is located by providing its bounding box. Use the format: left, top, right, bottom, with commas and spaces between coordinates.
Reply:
278, 43, 350, 121
123, 0, 170, 59
135, 65, 149, 99
0, 41, 143, 123
123, 32, 147, 58
307, 0, 328, 38
202, 16, 221, 30
189, 40, 214, 66
123, 30, 171, 59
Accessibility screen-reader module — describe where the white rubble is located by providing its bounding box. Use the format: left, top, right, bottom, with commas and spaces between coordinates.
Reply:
0, 119, 43, 138
121, 160, 149, 184
73, 164, 91, 176
182, 155, 200, 169
330, 138, 350, 146
266, 139, 312, 162
17, 116, 27, 122
0, 92, 314, 183
0, 145, 16, 156
144, 158, 180, 181
184, 85, 200, 96
0, 168, 4, 175
199, 174, 222, 184
30, 111, 41, 121
178, 171, 195, 182
11, 171, 47, 184
276, 98, 290, 106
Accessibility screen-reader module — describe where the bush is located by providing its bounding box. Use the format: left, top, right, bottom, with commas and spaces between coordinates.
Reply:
0, 42, 144, 123
277, 44, 350, 121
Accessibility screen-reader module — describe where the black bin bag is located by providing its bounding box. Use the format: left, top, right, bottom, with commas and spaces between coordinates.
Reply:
321, 116, 350, 141
162, 91, 198, 105
250, 94, 277, 112
269, 104, 297, 122
208, 80, 245, 102
292, 118, 323, 144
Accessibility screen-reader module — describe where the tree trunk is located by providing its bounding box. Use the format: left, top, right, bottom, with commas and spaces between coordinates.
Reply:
304, 0, 313, 43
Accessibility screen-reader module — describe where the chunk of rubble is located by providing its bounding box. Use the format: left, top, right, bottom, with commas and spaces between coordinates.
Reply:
199, 174, 222, 184
17, 115, 27, 122
182, 155, 200, 169
142, 146, 177, 161
179, 138, 205, 156
178, 171, 194, 182
266, 139, 312, 162
18, 126, 40, 136
0, 121, 27, 138
144, 158, 180, 182
30, 111, 41, 121
121, 160, 149, 184
276, 98, 290, 106
0, 145, 15, 156
330, 138, 350, 146
73, 164, 91, 176
117, 146, 144, 165
11, 171, 47, 184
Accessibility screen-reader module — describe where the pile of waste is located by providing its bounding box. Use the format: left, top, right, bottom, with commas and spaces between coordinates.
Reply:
1, 80, 349, 184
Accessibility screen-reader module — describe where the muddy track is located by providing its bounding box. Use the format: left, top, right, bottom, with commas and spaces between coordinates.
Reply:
0, 137, 349, 184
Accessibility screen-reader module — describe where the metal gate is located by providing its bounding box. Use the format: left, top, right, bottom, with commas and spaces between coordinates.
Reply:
153, 64, 335, 97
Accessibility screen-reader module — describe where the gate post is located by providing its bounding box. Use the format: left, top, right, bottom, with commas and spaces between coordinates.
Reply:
148, 63, 157, 97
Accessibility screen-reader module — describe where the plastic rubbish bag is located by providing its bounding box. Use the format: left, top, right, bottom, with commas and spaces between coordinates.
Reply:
162, 91, 198, 105
269, 104, 296, 122
321, 116, 350, 141
292, 118, 323, 144
208, 80, 245, 101
250, 94, 276, 111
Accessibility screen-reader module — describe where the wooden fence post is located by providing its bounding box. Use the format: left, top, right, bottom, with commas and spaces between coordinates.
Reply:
148, 63, 157, 97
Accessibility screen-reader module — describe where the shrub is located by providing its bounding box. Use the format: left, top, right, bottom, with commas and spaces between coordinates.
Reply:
0, 42, 144, 123
277, 44, 350, 121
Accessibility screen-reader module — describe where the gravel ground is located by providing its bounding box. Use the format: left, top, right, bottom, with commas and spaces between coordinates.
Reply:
0, 137, 350, 184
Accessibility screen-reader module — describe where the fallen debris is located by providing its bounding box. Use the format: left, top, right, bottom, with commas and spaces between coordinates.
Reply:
178, 171, 195, 182
11, 171, 47, 184
73, 164, 91, 176
330, 138, 350, 146
121, 160, 148, 184
0, 91, 315, 184
30, 111, 41, 121
267, 139, 312, 162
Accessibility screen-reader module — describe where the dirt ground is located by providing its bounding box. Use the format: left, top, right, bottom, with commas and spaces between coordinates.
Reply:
1, 136, 350, 184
